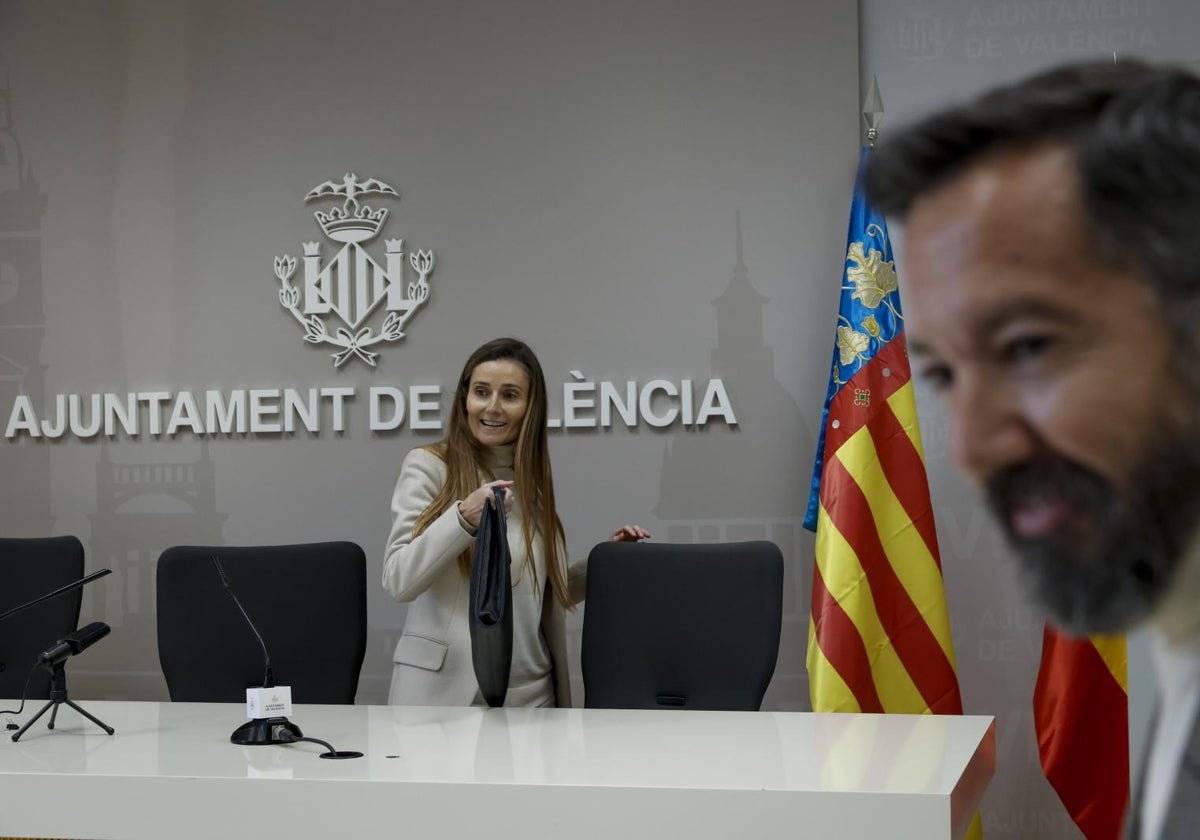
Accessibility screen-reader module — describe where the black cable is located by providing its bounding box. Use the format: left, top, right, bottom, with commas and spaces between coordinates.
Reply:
1, 656, 41, 729
275, 727, 362, 759
285, 733, 336, 752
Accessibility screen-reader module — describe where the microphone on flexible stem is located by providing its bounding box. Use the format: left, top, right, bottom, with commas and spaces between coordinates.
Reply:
210, 555, 302, 746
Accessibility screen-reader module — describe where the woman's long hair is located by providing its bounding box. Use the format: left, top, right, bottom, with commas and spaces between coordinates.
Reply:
412, 337, 570, 607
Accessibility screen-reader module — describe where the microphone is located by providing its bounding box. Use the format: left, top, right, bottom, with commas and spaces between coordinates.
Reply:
0, 569, 112, 624
210, 555, 302, 747
11, 621, 115, 741
211, 555, 273, 689
39, 621, 111, 667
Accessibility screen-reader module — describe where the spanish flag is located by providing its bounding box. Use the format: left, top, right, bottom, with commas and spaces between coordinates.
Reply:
804, 147, 979, 838
1034, 628, 1129, 840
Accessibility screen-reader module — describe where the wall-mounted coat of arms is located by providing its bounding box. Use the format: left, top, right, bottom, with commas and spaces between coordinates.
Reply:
273, 173, 436, 367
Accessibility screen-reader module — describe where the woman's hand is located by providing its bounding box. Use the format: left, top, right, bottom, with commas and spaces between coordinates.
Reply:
608, 525, 651, 542
457, 480, 514, 528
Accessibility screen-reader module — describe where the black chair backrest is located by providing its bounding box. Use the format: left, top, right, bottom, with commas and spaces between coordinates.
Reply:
156, 542, 366, 704
0, 536, 86, 700
582, 540, 783, 711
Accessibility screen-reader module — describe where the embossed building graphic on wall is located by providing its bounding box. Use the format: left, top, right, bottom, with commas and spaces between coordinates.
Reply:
0, 82, 52, 536
81, 441, 226, 697
655, 214, 812, 710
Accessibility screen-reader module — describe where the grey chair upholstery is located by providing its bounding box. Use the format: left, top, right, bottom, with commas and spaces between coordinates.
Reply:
0, 536, 86, 700
581, 540, 783, 711
156, 542, 366, 704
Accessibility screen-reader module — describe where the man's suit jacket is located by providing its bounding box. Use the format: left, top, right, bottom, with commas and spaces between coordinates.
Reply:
1126, 704, 1200, 839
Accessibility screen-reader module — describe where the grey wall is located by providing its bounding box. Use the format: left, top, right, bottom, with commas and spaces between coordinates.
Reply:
860, 0, 1200, 837
0, 0, 856, 709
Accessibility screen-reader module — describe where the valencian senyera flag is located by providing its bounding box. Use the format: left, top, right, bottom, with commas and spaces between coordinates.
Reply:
804, 147, 981, 839
1034, 628, 1129, 840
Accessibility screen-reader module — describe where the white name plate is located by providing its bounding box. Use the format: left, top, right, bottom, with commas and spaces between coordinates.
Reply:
246, 686, 293, 719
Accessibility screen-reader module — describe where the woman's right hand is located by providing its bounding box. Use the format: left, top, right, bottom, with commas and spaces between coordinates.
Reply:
457, 479, 514, 528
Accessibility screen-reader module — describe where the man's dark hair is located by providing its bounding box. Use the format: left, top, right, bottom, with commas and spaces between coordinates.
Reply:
866, 59, 1200, 306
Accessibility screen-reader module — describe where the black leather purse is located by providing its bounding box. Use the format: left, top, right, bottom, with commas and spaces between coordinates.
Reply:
469, 487, 513, 707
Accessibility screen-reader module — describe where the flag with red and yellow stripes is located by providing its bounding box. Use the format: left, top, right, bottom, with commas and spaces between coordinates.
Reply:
804, 146, 962, 715
804, 147, 979, 837
1034, 628, 1129, 840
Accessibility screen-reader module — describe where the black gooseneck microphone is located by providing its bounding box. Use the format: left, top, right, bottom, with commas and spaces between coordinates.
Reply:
210, 555, 300, 746
209, 555, 362, 759
211, 556, 274, 689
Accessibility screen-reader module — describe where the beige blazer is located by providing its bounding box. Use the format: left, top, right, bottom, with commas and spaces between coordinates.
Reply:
382, 447, 586, 707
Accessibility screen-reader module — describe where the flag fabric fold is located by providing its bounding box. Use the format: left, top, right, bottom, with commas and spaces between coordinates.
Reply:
1034, 627, 1129, 840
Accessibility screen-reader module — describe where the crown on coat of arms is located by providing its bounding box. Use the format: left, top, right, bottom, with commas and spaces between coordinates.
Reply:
304, 172, 400, 244
313, 201, 388, 243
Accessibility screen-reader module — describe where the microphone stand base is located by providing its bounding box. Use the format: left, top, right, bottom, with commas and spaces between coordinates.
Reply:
11, 663, 114, 743
231, 716, 302, 746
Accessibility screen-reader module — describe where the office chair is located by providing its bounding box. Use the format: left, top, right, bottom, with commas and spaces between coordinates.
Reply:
0, 536, 86, 700
581, 540, 783, 711
156, 542, 367, 704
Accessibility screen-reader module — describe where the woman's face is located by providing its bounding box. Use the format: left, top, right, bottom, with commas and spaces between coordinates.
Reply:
465, 359, 531, 447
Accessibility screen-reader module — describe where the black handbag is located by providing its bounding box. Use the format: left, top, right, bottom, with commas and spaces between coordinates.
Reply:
469, 486, 513, 707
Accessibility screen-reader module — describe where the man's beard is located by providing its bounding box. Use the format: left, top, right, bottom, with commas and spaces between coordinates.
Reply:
985, 426, 1200, 635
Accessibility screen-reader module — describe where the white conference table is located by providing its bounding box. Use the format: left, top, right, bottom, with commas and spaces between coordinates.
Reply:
0, 701, 994, 840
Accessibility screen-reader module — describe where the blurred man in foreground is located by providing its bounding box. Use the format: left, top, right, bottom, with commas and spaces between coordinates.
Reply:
866, 59, 1200, 839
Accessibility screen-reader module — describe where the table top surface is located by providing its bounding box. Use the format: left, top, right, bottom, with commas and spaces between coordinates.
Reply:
0, 700, 994, 796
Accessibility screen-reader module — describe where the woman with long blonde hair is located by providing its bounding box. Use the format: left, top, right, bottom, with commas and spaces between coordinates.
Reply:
383, 337, 648, 706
